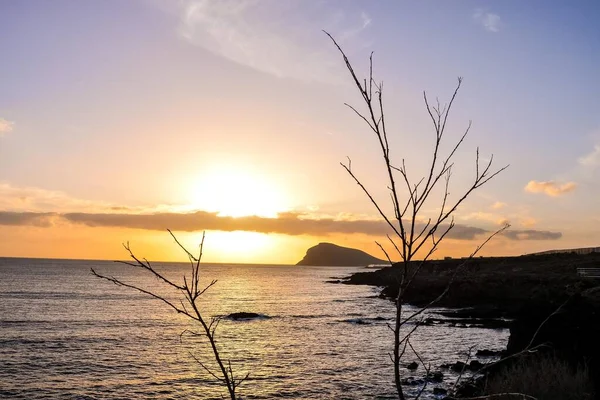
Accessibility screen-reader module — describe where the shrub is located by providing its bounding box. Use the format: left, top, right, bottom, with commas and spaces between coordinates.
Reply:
484, 354, 594, 400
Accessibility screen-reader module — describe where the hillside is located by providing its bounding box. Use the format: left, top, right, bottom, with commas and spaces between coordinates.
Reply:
528, 246, 600, 255
296, 242, 388, 266
345, 251, 600, 314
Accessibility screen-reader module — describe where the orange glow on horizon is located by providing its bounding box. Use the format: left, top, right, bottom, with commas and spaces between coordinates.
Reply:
0, 223, 576, 265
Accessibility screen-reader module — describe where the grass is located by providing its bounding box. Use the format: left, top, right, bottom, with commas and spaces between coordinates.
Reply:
483, 354, 594, 400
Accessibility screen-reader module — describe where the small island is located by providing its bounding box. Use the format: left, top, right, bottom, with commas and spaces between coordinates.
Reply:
296, 242, 388, 267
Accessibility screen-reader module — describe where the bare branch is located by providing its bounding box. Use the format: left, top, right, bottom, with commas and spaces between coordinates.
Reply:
90, 268, 193, 319
115, 242, 185, 291
92, 230, 244, 400
452, 345, 476, 393
409, 339, 431, 400
327, 31, 507, 399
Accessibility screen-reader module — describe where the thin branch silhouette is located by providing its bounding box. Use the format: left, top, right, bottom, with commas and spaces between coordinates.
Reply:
91, 231, 247, 400
326, 30, 508, 399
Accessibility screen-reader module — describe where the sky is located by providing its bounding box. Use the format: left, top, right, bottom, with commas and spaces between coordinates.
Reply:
1, 0, 599, 264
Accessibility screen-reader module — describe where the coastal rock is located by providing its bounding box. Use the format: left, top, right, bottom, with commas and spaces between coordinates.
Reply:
442, 360, 484, 372
400, 377, 424, 386
420, 316, 511, 329
227, 312, 266, 320
343, 318, 370, 325
406, 361, 418, 370
296, 242, 387, 267
427, 371, 444, 383
345, 252, 600, 313
468, 360, 484, 371
449, 361, 467, 372
476, 349, 504, 357
452, 382, 479, 398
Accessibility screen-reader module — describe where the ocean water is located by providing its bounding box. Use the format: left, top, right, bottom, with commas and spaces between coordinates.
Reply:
0, 258, 507, 399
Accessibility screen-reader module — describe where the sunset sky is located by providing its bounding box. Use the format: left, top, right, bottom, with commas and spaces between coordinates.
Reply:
1, 0, 599, 264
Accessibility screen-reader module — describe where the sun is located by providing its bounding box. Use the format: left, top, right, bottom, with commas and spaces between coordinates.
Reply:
186, 165, 289, 218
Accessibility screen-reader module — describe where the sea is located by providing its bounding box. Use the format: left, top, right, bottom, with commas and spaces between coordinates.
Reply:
0, 258, 508, 399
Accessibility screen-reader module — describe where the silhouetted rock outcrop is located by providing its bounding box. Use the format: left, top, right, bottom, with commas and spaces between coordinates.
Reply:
296, 242, 387, 266
345, 252, 600, 398
227, 312, 268, 320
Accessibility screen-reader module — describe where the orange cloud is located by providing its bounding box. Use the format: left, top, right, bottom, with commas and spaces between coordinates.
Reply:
502, 230, 561, 241
491, 201, 506, 210
520, 217, 537, 228
0, 118, 14, 137
524, 180, 576, 197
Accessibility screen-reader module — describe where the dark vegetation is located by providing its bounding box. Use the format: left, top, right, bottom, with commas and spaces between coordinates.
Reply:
346, 252, 600, 316
484, 354, 594, 400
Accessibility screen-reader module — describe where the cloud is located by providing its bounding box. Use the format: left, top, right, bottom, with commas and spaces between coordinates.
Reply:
0, 182, 120, 213
524, 180, 577, 197
0, 209, 562, 241
177, 0, 371, 82
473, 10, 502, 33
462, 211, 508, 226
498, 218, 510, 226
491, 201, 506, 210
519, 217, 537, 228
0, 118, 14, 137
0, 211, 57, 227
0, 209, 487, 239
0, 182, 177, 214
503, 229, 562, 241
579, 144, 600, 167
61, 211, 488, 239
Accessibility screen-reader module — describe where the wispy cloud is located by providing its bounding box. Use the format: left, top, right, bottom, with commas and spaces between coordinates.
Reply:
519, 217, 537, 228
0, 182, 172, 214
503, 229, 561, 241
177, 0, 372, 82
0, 118, 14, 137
0, 182, 111, 213
473, 10, 502, 33
491, 201, 506, 210
524, 180, 577, 197
462, 211, 508, 226
579, 144, 600, 167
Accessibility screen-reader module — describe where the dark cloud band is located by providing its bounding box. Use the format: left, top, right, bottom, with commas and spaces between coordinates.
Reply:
0, 210, 561, 241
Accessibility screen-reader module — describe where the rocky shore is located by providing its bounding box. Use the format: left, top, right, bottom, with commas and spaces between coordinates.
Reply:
342, 252, 600, 398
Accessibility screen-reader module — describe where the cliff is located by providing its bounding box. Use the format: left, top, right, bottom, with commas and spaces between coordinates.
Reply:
296, 242, 387, 266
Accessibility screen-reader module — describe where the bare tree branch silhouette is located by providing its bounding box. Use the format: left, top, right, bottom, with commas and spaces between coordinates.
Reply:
91, 230, 248, 400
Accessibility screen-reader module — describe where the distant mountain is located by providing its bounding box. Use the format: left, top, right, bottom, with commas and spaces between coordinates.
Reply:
296, 242, 388, 266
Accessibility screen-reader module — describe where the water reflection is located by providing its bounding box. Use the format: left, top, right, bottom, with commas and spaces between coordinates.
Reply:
0, 260, 507, 399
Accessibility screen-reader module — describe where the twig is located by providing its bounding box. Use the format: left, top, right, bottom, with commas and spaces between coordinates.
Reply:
91, 231, 245, 400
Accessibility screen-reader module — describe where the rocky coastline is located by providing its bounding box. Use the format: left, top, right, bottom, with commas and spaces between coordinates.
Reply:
342, 252, 600, 398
